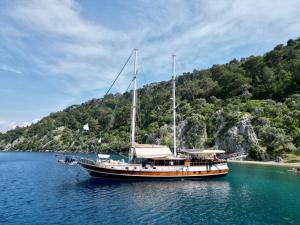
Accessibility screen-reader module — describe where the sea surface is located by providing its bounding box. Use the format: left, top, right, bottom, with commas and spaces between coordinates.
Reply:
0, 152, 300, 225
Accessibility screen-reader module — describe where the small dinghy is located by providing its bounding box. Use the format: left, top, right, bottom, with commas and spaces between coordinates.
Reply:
58, 155, 78, 165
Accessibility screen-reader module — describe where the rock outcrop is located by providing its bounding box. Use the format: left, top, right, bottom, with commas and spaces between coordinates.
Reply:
177, 115, 207, 149
215, 113, 258, 154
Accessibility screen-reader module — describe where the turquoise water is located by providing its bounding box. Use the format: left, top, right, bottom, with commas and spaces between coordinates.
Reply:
0, 152, 300, 225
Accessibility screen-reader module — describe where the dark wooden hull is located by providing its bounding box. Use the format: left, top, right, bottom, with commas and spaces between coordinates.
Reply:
88, 171, 227, 180
79, 162, 228, 181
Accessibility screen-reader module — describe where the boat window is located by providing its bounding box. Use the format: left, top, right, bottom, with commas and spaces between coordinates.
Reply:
150, 159, 185, 166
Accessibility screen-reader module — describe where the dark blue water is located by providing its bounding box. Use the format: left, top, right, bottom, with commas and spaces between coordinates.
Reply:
1, 152, 300, 225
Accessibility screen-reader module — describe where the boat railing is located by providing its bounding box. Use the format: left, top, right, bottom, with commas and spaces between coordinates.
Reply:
79, 158, 96, 165
104, 163, 141, 169
190, 160, 227, 166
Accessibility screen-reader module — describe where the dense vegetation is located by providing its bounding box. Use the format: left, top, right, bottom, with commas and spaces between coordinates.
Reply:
1, 38, 300, 160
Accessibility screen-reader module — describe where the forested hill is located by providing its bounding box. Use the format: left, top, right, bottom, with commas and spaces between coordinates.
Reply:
1, 38, 300, 160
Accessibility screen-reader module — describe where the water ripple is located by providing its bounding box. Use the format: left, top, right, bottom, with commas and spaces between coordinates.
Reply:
1, 153, 300, 225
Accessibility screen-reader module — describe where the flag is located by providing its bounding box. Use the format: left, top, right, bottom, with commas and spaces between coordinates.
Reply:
83, 123, 89, 131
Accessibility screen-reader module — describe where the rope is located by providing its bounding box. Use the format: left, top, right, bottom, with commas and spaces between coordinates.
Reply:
106, 76, 135, 131
97, 51, 136, 159
103, 51, 134, 97
108, 147, 129, 159
97, 50, 134, 137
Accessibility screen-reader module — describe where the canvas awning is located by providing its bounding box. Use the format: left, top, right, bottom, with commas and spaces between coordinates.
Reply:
180, 149, 225, 154
97, 154, 110, 159
133, 143, 173, 159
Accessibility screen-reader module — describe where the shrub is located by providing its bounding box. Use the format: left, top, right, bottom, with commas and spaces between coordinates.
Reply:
249, 144, 263, 160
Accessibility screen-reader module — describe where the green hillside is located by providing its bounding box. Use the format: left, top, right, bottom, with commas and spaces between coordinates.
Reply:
1, 38, 300, 160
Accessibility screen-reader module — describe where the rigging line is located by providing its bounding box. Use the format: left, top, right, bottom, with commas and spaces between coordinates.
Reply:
137, 92, 142, 129
106, 76, 135, 131
104, 50, 134, 97
98, 50, 134, 137
108, 147, 129, 159
103, 78, 135, 159
125, 76, 135, 93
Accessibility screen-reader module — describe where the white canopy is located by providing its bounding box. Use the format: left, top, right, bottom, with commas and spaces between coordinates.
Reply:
180, 149, 225, 154
133, 143, 173, 159
97, 154, 110, 159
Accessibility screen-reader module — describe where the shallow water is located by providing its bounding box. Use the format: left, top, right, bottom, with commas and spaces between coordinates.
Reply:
0, 152, 300, 225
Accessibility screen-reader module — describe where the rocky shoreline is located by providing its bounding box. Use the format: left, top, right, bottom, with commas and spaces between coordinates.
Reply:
228, 159, 300, 168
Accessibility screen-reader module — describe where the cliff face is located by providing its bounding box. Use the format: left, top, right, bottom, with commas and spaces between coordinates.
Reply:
214, 114, 258, 154
134, 107, 295, 161
1, 38, 300, 160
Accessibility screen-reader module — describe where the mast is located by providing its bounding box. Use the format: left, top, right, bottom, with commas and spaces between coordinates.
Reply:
172, 54, 177, 156
130, 48, 138, 161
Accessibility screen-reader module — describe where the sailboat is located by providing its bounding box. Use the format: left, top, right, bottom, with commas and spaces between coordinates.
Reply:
78, 49, 229, 180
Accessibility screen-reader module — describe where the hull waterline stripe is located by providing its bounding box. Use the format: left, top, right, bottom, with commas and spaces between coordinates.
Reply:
80, 164, 228, 178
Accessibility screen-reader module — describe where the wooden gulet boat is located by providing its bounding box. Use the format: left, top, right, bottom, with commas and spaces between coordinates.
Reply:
78, 50, 229, 180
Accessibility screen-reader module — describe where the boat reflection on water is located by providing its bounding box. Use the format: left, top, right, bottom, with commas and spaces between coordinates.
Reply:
130, 180, 231, 210
75, 177, 231, 212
